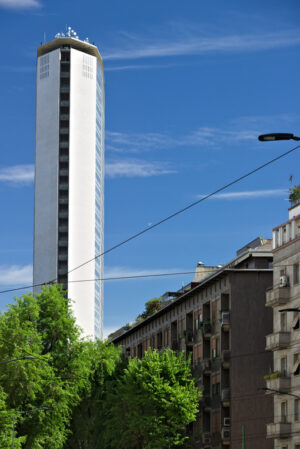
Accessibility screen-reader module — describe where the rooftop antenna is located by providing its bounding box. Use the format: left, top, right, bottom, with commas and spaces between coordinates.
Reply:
43, 32, 46, 44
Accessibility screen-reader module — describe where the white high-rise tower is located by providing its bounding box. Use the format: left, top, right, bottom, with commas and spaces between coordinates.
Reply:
33, 28, 104, 339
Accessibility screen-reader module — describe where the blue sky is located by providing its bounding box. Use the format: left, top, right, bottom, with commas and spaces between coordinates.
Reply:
0, 0, 300, 337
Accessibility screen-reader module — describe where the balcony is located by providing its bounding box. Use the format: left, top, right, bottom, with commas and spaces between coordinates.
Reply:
266, 332, 290, 351
60, 72, 70, 78
211, 358, 221, 372
203, 322, 212, 339
221, 427, 230, 444
203, 395, 211, 411
60, 128, 69, 135
221, 388, 230, 406
221, 311, 230, 331
266, 287, 290, 307
59, 198, 68, 205
221, 350, 230, 369
201, 358, 211, 374
193, 329, 202, 343
266, 422, 291, 439
59, 169, 69, 177
58, 254, 68, 261
185, 330, 194, 345
60, 86, 70, 93
60, 100, 69, 107
202, 432, 211, 447
60, 114, 69, 121
192, 363, 202, 380
265, 375, 291, 394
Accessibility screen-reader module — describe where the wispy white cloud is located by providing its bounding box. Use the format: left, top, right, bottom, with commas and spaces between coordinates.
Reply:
106, 127, 258, 154
0, 265, 32, 286
0, 165, 34, 185
105, 62, 183, 71
105, 159, 176, 178
198, 189, 287, 200
0, 0, 41, 9
103, 29, 300, 61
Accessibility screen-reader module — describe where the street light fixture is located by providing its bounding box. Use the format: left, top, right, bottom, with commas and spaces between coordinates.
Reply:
258, 133, 300, 142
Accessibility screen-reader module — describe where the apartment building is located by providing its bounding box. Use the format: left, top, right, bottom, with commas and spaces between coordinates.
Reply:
112, 238, 274, 449
265, 201, 300, 448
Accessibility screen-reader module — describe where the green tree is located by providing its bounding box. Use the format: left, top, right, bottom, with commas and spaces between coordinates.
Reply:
136, 297, 162, 322
64, 342, 122, 449
289, 184, 300, 205
104, 349, 200, 449
0, 285, 95, 449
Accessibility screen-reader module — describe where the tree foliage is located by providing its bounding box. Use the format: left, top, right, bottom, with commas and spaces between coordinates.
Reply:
0, 285, 119, 449
289, 184, 300, 205
103, 349, 199, 449
136, 297, 162, 322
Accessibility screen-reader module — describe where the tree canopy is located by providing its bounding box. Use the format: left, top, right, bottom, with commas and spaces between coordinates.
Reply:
103, 349, 199, 449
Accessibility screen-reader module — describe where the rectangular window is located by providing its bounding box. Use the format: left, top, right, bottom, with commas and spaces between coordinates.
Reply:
281, 402, 287, 423
281, 313, 287, 332
281, 357, 287, 376
295, 399, 300, 421
294, 264, 300, 285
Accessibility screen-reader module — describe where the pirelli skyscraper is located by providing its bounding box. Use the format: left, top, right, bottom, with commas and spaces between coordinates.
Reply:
33, 29, 104, 339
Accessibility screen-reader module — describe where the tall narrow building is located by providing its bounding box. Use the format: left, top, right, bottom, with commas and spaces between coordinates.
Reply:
33, 29, 104, 340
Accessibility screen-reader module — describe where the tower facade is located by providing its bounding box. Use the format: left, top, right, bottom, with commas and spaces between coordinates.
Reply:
33, 30, 105, 339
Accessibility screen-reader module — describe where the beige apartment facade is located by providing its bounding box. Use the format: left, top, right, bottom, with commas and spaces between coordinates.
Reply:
112, 238, 274, 449
266, 202, 300, 449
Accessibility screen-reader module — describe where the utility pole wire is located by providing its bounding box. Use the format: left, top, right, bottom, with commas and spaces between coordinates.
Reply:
66, 144, 300, 277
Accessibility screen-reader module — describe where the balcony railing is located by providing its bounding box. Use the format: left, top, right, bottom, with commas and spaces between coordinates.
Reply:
201, 358, 211, 374
221, 350, 230, 369
266, 422, 291, 439
265, 376, 291, 394
266, 332, 290, 351
221, 388, 230, 406
202, 432, 211, 447
203, 322, 212, 339
221, 427, 230, 443
266, 287, 290, 307
194, 328, 202, 343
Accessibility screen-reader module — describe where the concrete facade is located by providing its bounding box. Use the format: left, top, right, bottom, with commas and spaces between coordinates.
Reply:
34, 33, 105, 339
112, 239, 274, 449
265, 203, 300, 449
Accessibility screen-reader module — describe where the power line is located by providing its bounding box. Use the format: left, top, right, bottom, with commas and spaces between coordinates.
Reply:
65, 144, 300, 277
3, 144, 298, 295
0, 267, 274, 295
